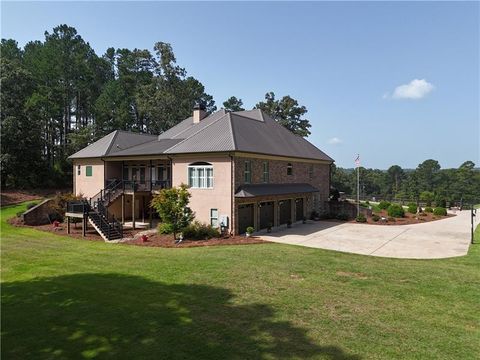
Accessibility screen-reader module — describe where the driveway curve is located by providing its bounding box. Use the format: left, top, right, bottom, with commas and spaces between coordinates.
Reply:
261, 210, 474, 259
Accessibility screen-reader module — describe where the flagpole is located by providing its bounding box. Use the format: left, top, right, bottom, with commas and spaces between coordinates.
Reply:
357, 164, 360, 216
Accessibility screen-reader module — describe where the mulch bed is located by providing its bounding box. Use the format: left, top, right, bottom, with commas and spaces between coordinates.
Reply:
8, 216, 268, 247
122, 234, 268, 248
348, 209, 455, 226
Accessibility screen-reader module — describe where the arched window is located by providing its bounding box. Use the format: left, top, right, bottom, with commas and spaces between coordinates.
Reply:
287, 163, 293, 176
188, 162, 213, 188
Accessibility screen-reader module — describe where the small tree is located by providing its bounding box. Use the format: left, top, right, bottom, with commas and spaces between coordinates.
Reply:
150, 184, 194, 240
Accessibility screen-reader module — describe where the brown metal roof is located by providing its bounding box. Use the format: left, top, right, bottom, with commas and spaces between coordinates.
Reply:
70, 109, 334, 162
235, 183, 319, 198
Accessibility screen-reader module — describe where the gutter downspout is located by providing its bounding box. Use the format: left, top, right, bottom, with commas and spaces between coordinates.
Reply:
230, 153, 235, 236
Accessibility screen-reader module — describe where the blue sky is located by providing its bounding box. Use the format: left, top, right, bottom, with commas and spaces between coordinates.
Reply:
2, 1, 479, 169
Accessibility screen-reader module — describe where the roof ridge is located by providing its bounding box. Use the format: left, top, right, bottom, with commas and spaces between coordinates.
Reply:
163, 112, 231, 153
231, 111, 265, 122
116, 130, 157, 137
104, 130, 120, 156
227, 113, 236, 150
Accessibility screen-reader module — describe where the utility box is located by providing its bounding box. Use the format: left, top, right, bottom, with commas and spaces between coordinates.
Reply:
219, 215, 229, 228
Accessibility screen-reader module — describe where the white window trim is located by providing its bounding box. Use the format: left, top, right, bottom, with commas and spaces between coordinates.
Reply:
210, 208, 219, 227
244, 161, 251, 184
188, 165, 214, 189
262, 161, 269, 183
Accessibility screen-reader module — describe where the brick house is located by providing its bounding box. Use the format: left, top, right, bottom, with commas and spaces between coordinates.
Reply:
69, 105, 333, 236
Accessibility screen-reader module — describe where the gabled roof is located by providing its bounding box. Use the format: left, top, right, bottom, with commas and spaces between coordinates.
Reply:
69, 130, 158, 159
72, 109, 334, 162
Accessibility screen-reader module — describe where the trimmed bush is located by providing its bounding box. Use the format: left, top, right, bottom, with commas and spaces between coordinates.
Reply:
425, 207, 433, 213
245, 226, 255, 235
182, 221, 221, 240
336, 213, 349, 221
436, 199, 447, 208
407, 202, 417, 214
356, 213, 367, 223
378, 201, 391, 210
433, 207, 447, 216
372, 214, 380, 222
387, 204, 404, 218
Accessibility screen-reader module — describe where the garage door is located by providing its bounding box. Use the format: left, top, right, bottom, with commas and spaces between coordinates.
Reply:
295, 198, 304, 221
238, 204, 254, 234
259, 202, 274, 230
279, 199, 292, 225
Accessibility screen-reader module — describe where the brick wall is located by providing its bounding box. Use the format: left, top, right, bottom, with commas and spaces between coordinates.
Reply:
234, 156, 330, 204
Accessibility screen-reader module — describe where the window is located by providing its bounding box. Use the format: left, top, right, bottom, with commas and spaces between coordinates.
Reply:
188, 162, 213, 189
262, 161, 269, 183
77, 165, 81, 176
309, 164, 314, 179
287, 163, 293, 176
244, 161, 251, 183
210, 209, 219, 227
86, 166, 93, 177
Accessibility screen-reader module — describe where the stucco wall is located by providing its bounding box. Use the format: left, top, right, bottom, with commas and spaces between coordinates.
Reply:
73, 159, 105, 198
172, 155, 232, 229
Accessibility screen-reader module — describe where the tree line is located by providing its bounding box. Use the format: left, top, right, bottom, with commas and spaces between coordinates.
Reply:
332, 159, 480, 205
1, 24, 311, 189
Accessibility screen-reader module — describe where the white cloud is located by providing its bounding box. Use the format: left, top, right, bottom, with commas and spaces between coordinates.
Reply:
385, 79, 435, 100
328, 137, 342, 145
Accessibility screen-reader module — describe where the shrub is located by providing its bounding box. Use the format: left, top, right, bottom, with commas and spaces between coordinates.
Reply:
336, 213, 349, 221
151, 185, 194, 239
182, 221, 221, 240
158, 223, 174, 234
246, 226, 255, 235
365, 200, 370, 205
356, 213, 367, 223
378, 201, 391, 210
425, 207, 433, 213
436, 199, 447, 208
407, 202, 417, 214
372, 214, 380, 222
387, 204, 404, 218
16, 211, 24, 218
433, 207, 447, 216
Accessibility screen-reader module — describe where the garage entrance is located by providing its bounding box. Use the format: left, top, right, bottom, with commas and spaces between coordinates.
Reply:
259, 202, 274, 230
238, 204, 254, 234
279, 199, 292, 225
295, 198, 304, 221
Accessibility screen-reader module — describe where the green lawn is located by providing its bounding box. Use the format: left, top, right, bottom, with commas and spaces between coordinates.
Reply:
2, 202, 479, 360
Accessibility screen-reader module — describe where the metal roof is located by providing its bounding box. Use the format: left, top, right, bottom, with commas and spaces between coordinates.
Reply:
70, 109, 334, 162
69, 130, 158, 159
235, 183, 319, 198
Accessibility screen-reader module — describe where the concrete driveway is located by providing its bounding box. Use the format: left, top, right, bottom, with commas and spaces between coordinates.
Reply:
261, 210, 473, 259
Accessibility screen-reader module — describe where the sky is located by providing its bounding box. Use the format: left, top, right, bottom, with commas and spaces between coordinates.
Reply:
2, 1, 479, 169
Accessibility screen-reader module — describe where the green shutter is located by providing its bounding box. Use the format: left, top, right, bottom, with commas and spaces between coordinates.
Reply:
86, 166, 93, 177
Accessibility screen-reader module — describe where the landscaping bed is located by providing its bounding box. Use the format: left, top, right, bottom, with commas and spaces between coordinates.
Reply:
123, 234, 268, 248
350, 209, 454, 225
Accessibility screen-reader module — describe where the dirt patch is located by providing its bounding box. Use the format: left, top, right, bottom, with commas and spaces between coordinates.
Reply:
336, 271, 369, 280
123, 234, 268, 248
1, 189, 70, 207
349, 210, 454, 226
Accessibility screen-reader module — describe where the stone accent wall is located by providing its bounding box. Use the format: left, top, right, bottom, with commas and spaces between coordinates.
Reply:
327, 201, 372, 219
22, 199, 54, 225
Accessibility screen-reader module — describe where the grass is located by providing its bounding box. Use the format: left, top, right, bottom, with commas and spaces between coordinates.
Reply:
2, 202, 480, 360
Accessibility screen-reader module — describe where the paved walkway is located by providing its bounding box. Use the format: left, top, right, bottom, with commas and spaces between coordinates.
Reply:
261, 210, 473, 259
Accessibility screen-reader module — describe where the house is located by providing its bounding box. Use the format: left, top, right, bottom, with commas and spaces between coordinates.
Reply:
69, 104, 333, 236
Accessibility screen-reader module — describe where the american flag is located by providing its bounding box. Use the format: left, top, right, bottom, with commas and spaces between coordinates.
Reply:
354, 154, 360, 167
